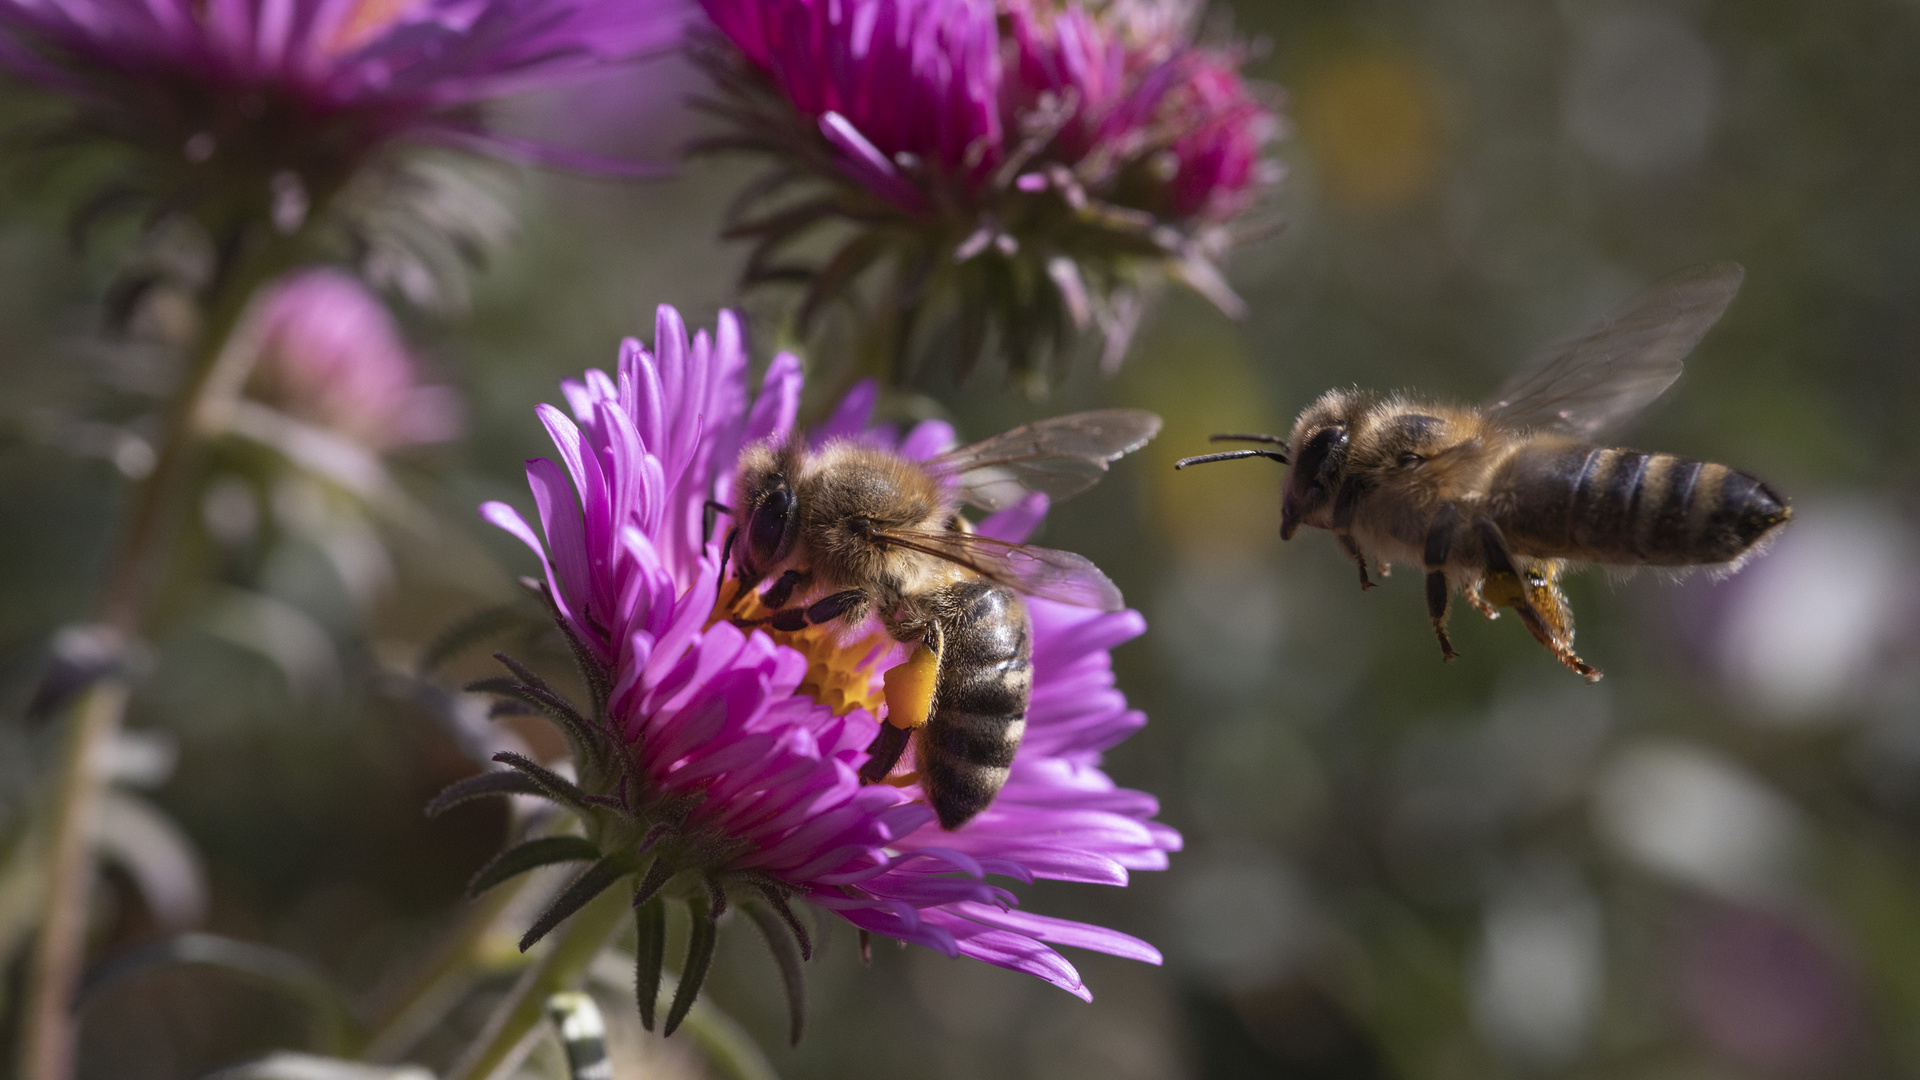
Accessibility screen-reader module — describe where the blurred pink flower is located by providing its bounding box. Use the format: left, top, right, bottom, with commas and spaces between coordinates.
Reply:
248, 268, 461, 448
1677, 904, 1863, 1073
695, 0, 1283, 382
0, 0, 693, 231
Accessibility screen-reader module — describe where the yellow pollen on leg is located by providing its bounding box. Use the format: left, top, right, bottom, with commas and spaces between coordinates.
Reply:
711, 581, 891, 717
882, 641, 939, 731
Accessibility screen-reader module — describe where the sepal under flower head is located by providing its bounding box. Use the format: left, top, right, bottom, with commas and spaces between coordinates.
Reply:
442, 305, 1177, 1042
0, 0, 689, 280
694, 0, 1283, 390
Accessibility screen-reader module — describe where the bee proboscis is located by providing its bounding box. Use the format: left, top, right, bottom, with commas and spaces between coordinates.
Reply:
721, 409, 1161, 828
1176, 263, 1791, 681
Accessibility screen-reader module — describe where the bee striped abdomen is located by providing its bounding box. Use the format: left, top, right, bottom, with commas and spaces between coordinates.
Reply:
921, 581, 1032, 830
1492, 443, 1788, 566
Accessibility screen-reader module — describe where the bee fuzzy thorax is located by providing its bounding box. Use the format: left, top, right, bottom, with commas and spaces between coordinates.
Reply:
726, 409, 1158, 827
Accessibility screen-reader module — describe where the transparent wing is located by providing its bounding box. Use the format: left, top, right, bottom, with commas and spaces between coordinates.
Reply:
873, 528, 1125, 611
1484, 263, 1744, 437
925, 409, 1163, 512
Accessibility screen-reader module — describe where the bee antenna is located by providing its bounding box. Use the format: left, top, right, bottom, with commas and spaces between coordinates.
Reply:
1174, 449, 1289, 469
1208, 433, 1289, 446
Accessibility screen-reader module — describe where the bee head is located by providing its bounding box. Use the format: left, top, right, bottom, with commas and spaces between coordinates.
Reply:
1280, 391, 1359, 540
734, 442, 800, 577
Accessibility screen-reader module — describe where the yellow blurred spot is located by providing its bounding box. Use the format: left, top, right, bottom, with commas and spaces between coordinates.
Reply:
1119, 320, 1282, 558
712, 580, 892, 717
327, 0, 420, 55
1293, 49, 1448, 217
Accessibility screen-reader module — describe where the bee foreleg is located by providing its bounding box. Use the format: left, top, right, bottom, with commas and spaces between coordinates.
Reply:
717, 526, 738, 595
1331, 475, 1374, 591
762, 588, 869, 632
702, 498, 733, 544
1424, 504, 1460, 662
760, 569, 807, 611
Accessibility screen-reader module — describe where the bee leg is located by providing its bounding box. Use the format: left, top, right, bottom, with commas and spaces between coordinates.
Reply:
858, 724, 914, 785
767, 589, 869, 633
1473, 518, 1602, 682
1423, 504, 1460, 662
862, 625, 943, 785
761, 569, 806, 611
716, 526, 738, 599
1331, 475, 1374, 591
702, 499, 733, 544
731, 569, 808, 626
1464, 581, 1500, 620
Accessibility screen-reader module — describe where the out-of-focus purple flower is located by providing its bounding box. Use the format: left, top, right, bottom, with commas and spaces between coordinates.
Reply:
702, 0, 1002, 206
247, 268, 461, 448
0, 0, 692, 235
694, 0, 1283, 387
1676, 904, 1864, 1073
1008, 2, 1278, 222
472, 306, 1175, 1032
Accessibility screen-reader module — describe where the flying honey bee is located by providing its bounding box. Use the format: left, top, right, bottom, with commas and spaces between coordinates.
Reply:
1175, 263, 1790, 681
717, 409, 1161, 828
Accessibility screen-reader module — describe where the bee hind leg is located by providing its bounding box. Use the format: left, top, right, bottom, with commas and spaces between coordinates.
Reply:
1473, 520, 1601, 682
1423, 504, 1460, 662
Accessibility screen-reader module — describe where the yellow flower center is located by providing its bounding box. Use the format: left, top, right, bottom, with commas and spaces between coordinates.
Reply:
711, 581, 893, 718
326, 0, 421, 55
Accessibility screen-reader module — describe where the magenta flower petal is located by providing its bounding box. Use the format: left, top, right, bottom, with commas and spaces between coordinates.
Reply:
482, 304, 1178, 1001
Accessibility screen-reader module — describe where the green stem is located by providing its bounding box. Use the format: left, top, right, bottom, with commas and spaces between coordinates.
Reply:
356, 869, 530, 1063
16, 234, 299, 1080
443, 886, 629, 1080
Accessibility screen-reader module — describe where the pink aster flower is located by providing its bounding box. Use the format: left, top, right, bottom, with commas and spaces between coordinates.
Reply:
245, 268, 462, 449
0, 0, 692, 237
461, 305, 1176, 1039
694, 0, 1281, 384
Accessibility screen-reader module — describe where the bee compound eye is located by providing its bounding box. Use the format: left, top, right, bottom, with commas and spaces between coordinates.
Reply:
1296, 425, 1349, 489
748, 485, 795, 563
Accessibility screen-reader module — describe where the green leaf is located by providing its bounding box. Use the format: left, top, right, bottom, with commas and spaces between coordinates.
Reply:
663, 897, 717, 1038
425, 769, 543, 818
742, 899, 808, 1046
634, 899, 666, 1032
81, 933, 359, 1054
467, 836, 603, 897
520, 856, 629, 953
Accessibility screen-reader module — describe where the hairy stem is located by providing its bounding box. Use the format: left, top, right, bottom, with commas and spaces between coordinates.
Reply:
17, 234, 297, 1080
443, 884, 629, 1080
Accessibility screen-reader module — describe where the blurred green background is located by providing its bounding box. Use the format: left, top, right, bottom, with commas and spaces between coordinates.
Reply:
6, 0, 1920, 1077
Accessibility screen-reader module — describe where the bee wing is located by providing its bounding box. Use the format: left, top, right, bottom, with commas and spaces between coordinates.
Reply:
1484, 263, 1744, 437
924, 409, 1163, 512
873, 528, 1126, 611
